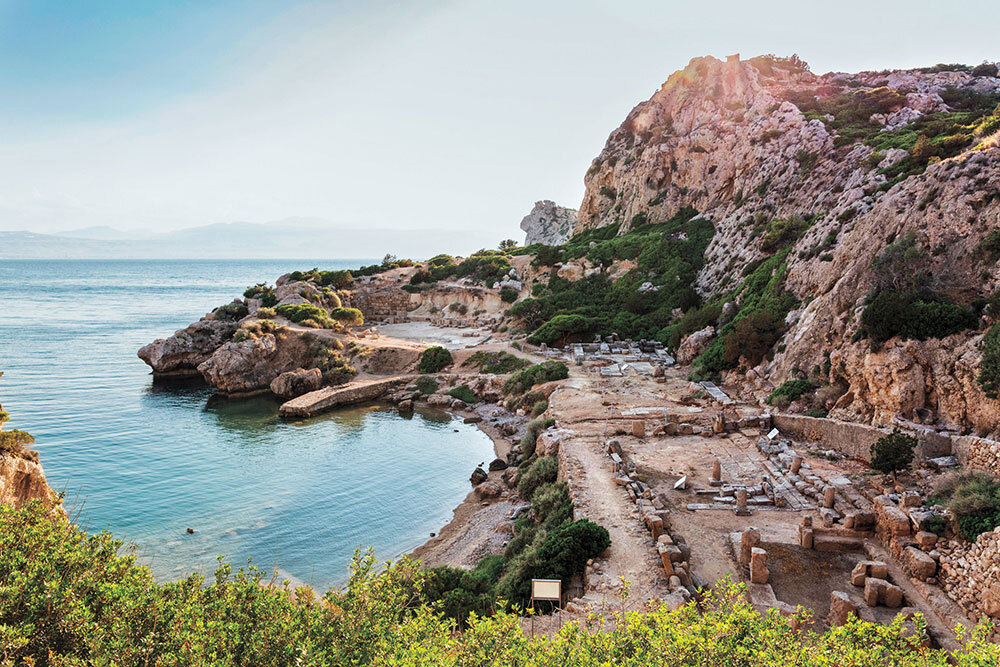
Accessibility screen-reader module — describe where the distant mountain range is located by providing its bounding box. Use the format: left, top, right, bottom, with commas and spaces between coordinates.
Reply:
0, 221, 504, 259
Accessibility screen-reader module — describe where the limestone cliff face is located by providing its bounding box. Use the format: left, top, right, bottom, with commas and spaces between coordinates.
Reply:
520, 200, 578, 245
0, 449, 57, 508
575, 54, 1000, 436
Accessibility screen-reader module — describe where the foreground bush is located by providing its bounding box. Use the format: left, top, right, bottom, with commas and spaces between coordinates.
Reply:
2, 501, 997, 666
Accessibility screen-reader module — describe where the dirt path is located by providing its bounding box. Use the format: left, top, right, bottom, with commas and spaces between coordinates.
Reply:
550, 373, 665, 609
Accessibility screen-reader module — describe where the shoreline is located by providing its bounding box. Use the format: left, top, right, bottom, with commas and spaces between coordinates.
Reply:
408, 405, 515, 568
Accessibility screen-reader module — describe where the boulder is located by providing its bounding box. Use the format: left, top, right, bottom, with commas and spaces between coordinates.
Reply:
676, 327, 715, 365
488, 458, 508, 472
470, 467, 488, 486
475, 481, 502, 498
269, 368, 322, 398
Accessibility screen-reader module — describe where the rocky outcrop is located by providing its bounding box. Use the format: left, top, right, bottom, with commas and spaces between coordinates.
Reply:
0, 450, 57, 508
675, 326, 715, 365
138, 318, 237, 375
520, 200, 578, 245
269, 368, 323, 399
573, 53, 1000, 436
197, 330, 311, 395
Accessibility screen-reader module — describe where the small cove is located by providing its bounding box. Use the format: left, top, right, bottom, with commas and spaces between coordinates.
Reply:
0, 259, 494, 590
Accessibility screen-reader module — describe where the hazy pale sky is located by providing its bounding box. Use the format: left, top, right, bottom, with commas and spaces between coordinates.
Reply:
1, 0, 997, 239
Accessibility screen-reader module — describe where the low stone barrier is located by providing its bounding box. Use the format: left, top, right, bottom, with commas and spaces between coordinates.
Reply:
278, 376, 409, 417
772, 414, 887, 462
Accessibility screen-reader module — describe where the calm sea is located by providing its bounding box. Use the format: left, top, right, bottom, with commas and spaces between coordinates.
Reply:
0, 259, 493, 589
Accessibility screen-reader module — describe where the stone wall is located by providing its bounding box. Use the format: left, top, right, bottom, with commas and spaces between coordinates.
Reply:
952, 434, 1000, 477
938, 528, 1000, 619
772, 414, 888, 462
773, 414, 954, 463
348, 287, 413, 322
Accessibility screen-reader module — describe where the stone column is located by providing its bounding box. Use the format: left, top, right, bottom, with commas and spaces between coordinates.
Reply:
790, 455, 802, 474
823, 485, 836, 509
739, 527, 761, 567
710, 459, 722, 486
735, 488, 750, 516
750, 547, 770, 584
632, 420, 645, 438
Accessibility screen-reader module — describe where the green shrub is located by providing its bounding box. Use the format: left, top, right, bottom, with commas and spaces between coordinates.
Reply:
978, 322, 1000, 398
243, 283, 278, 307
931, 471, 1000, 540
662, 303, 721, 351
414, 375, 438, 395
447, 384, 476, 404
759, 217, 810, 253
518, 456, 558, 500
255, 306, 277, 319
532, 245, 562, 267
860, 290, 977, 343
409, 268, 432, 284
309, 340, 357, 385
531, 400, 548, 417
329, 307, 364, 327
536, 519, 610, 583
0, 428, 34, 455
722, 310, 784, 367
213, 302, 249, 322
870, 429, 917, 475
518, 417, 547, 459
275, 303, 338, 328
503, 361, 568, 395
527, 314, 594, 346
531, 482, 574, 531
500, 286, 518, 303
921, 514, 948, 536
767, 380, 815, 405
461, 351, 531, 374
418, 346, 453, 373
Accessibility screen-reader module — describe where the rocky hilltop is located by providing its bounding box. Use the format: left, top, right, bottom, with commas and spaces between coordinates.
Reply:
569, 54, 1000, 437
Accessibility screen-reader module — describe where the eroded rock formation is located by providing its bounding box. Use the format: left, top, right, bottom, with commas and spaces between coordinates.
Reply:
520, 200, 578, 245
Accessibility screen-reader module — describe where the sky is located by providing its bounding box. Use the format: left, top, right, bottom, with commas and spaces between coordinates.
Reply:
1, 0, 998, 245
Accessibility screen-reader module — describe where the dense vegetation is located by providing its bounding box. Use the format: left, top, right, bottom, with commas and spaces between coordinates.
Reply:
977, 322, 1000, 399
503, 361, 569, 395
510, 207, 713, 345
932, 471, 1000, 541
1, 501, 997, 666
767, 379, 815, 406
859, 232, 978, 346
461, 351, 531, 374
274, 303, 363, 330
678, 248, 798, 380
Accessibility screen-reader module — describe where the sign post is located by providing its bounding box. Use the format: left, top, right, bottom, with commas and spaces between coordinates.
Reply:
530, 578, 562, 636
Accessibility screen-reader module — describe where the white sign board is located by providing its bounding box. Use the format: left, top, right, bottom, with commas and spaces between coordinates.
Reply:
767, 428, 780, 441
531, 579, 561, 601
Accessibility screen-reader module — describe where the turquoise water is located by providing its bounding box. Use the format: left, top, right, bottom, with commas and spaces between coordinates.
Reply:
0, 260, 494, 589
